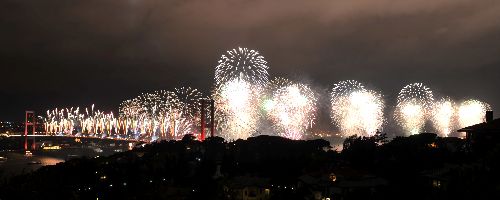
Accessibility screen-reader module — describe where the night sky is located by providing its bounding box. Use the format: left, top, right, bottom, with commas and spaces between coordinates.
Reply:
1, 0, 500, 122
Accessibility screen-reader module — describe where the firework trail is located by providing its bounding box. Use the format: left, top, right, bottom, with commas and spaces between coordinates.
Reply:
394, 83, 434, 135
265, 81, 317, 140
42, 88, 205, 142
168, 87, 205, 139
120, 99, 141, 119
130, 91, 171, 140
42, 105, 120, 138
118, 88, 204, 141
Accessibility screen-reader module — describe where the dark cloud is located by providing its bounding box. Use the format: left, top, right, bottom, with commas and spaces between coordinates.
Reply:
1, 0, 500, 122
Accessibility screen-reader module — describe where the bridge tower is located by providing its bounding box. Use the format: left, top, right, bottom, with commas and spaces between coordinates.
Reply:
24, 111, 36, 151
200, 99, 215, 141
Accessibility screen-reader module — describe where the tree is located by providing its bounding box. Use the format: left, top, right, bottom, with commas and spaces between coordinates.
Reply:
181, 134, 197, 143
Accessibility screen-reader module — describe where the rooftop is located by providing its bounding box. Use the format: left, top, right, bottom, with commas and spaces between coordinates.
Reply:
458, 118, 500, 133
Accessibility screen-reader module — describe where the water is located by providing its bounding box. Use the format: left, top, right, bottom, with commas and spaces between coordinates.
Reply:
0, 151, 65, 182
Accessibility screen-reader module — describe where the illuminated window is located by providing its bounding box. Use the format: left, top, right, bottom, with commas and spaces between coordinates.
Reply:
432, 180, 441, 188
329, 173, 337, 182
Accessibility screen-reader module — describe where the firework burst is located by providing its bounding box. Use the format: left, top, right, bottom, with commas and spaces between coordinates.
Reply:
431, 98, 456, 137
215, 47, 269, 88
167, 87, 205, 139
169, 87, 204, 118
331, 80, 365, 99
118, 88, 204, 141
458, 99, 491, 128
213, 78, 261, 140
266, 82, 317, 140
330, 80, 385, 136
394, 83, 434, 135
261, 77, 292, 113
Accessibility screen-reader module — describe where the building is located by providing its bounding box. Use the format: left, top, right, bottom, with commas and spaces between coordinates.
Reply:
223, 176, 271, 200
458, 111, 500, 152
297, 170, 388, 200
297, 174, 335, 200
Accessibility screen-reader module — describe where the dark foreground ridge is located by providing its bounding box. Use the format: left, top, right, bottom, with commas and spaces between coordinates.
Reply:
1, 133, 500, 200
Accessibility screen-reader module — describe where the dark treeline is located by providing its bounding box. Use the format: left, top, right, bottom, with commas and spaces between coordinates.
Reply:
342, 133, 500, 199
1, 133, 500, 199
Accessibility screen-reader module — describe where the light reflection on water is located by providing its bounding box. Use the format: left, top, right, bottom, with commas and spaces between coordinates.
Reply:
39, 156, 64, 166
0, 152, 65, 181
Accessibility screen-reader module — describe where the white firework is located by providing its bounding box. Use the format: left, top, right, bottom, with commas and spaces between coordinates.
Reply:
395, 83, 434, 135
213, 78, 260, 140
330, 80, 385, 137
215, 47, 269, 88
458, 99, 491, 128
431, 98, 456, 137
266, 82, 317, 140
